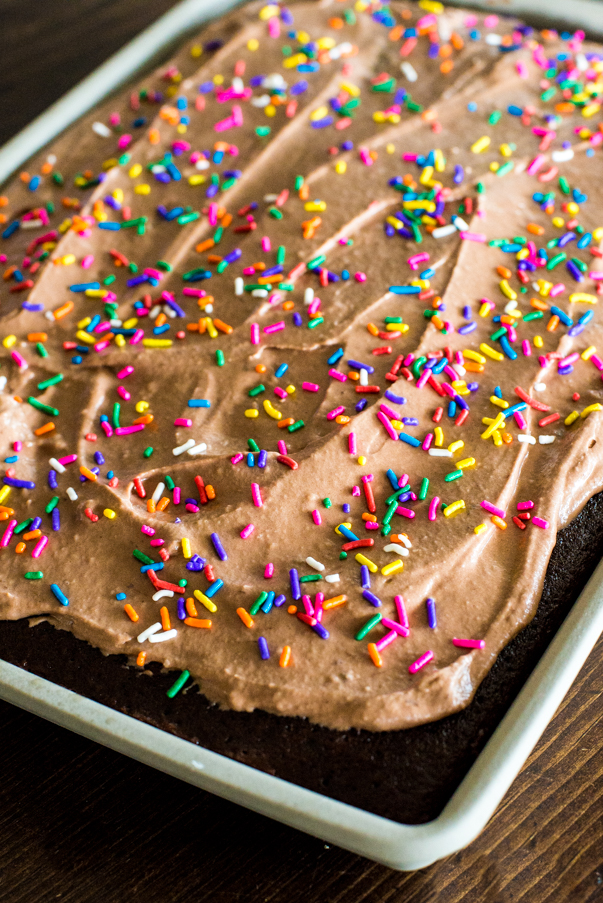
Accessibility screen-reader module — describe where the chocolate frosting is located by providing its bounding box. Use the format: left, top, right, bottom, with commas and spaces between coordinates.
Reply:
1, 0, 602, 730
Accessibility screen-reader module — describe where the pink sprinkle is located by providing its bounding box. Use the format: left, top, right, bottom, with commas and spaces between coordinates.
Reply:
231, 453, 244, 465
57, 455, 77, 466
251, 483, 263, 508
117, 386, 131, 401
274, 387, 287, 400
277, 440, 287, 455
117, 134, 132, 149
409, 651, 434, 674
359, 148, 373, 166
183, 288, 206, 298
185, 503, 199, 513
559, 352, 580, 368
422, 433, 433, 451
452, 638, 486, 650
532, 516, 549, 529
302, 594, 314, 616
589, 272, 603, 281
114, 425, 145, 436
408, 252, 429, 270
522, 340, 531, 356
32, 535, 49, 558
141, 525, 155, 536
94, 340, 111, 353
243, 266, 255, 276
481, 500, 505, 518
81, 254, 94, 269
312, 510, 322, 525
527, 154, 546, 175
538, 355, 549, 368
268, 16, 280, 37
398, 475, 409, 488
13, 441, 22, 453
460, 232, 486, 243
261, 237, 271, 252
516, 61, 529, 78
173, 487, 181, 505
263, 322, 285, 335
381, 618, 409, 637
250, 323, 260, 345
517, 500, 534, 511
174, 418, 192, 428
348, 433, 357, 455
302, 382, 320, 392
268, 292, 282, 306
314, 593, 324, 622
443, 365, 457, 382
240, 524, 255, 539
11, 350, 27, 370
327, 406, 345, 420
117, 365, 134, 379
150, 538, 164, 547
377, 411, 398, 441
590, 354, 603, 371
396, 506, 415, 519
308, 298, 321, 317
416, 368, 431, 390
208, 203, 218, 226
101, 421, 113, 438
130, 329, 144, 345
375, 630, 398, 653
428, 496, 440, 521
329, 369, 347, 382
514, 411, 527, 430
394, 595, 409, 629
379, 403, 398, 420
365, 521, 380, 530
1, 519, 17, 547
352, 486, 361, 497
264, 563, 274, 579
354, 272, 367, 283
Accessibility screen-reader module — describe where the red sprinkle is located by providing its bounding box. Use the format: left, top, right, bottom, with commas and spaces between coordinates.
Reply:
277, 455, 298, 470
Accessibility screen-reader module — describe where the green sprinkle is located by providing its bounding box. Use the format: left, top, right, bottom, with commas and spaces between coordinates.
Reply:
294, 175, 304, 190
256, 126, 271, 137
213, 226, 224, 243
250, 592, 268, 615
248, 438, 260, 452
112, 402, 121, 429
541, 87, 556, 102
216, 349, 225, 367
165, 475, 175, 490
103, 274, 116, 285
121, 216, 147, 229
36, 342, 48, 358
412, 356, 427, 379
381, 523, 392, 537
177, 212, 200, 225
216, 260, 228, 274
52, 173, 64, 186
445, 470, 463, 482
490, 327, 507, 341
277, 245, 286, 265
37, 374, 63, 391
28, 397, 59, 416
384, 316, 403, 324
143, 447, 154, 458
406, 100, 423, 112
547, 252, 567, 270
299, 574, 322, 583
118, 153, 131, 165
156, 260, 172, 272
288, 419, 304, 433
339, 551, 348, 560
268, 207, 283, 220
559, 176, 570, 195
14, 519, 33, 535
385, 486, 410, 505
178, 579, 187, 588
307, 254, 326, 270
488, 110, 502, 125
571, 257, 588, 274
411, 223, 422, 243
323, 498, 332, 508
355, 613, 383, 641
383, 501, 398, 527
308, 316, 324, 329
24, 571, 44, 580
496, 161, 514, 177
45, 496, 59, 514
343, 8, 356, 23
249, 384, 265, 397
277, 283, 293, 291
419, 477, 429, 501
133, 549, 154, 565
167, 670, 190, 699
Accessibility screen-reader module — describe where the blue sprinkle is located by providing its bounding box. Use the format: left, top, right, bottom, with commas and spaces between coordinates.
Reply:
116, 592, 127, 601
2, 221, 20, 239
550, 305, 573, 327
339, 524, 359, 542
247, 452, 255, 467
98, 222, 121, 231
205, 578, 223, 598
386, 468, 399, 491
140, 562, 163, 573
388, 285, 421, 295
4, 456, 18, 464
50, 584, 69, 606
399, 433, 421, 447
69, 282, 100, 292
275, 363, 288, 378
261, 592, 275, 614
493, 386, 503, 399
448, 401, 457, 418
504, 402, 528, 416
188, 399, 211, 407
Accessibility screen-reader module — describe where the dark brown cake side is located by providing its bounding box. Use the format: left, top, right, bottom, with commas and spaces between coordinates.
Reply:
1, 491, 602, 826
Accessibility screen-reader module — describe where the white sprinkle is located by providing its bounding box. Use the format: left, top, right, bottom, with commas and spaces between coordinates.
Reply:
173, 439, 196, 456
0, 376, 7, 391
152, 590, 174, 601
164, 306, 177, 319
49, 457, 65, 474
304, 287, 314, 305
109, 318, 122, 327
325, 574, 340, 583
137, 622, 162, 643
235, 277, 244, 296
204, 303, 213, 314
359, 368, 369, 386
452, 363, 466, 377
251, 94, 271, 108
504, 300, 518, 314
397, 534, 412, 548
485, 33, 502, 45
151, 481, 165, 504
552, 149, 574, 163
263, 194, 278, 203
384, 543, 410, 557
576, 53, 588, 71
66, 487, 78, 501
46, 154, 57, 165
306, 556, 325, 572
20, 219, 44, 229
149, 304, 161, 318
149, 629, 178, 643
539, 435, 555, 444
46, 311, 55, 321
187, 443, 207, 456
251, 289, 268, 298
452, 215, 469, 231
401, 62, 418, 82
195, 158, 210, 170
518, 434, 536, 444
92, 121, 111, 137
432, 224, 457, 239
428, 448, 453, 457
231, 76, 245, 93
534, 382, 546, 391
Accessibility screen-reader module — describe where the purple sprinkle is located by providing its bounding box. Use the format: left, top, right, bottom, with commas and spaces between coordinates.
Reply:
177, 597, 186, 620
31, 516, 42, 530
384, 390, 406, 404
363, 589, 382, 607
293, 312, 303, 326
94, 451, 105, 466
360, 565, 371, 589
3, 477, 35, 489
258, 636, 270, 660
311, 622, 329, 639
289, 568, 301, 600
210, 532, 227, 561
274, 594, 287, 608
51, 508, 60, 531
426, 597, 437, 629
458, 322, 477, 335
48, 470, 58, 489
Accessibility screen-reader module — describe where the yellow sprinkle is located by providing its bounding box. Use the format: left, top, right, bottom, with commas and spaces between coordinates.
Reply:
479, 343, 504, 362
581, 403, 603, 418
190, 44, 202, 57
247, 37, 259, 51
283, 53, 307, 69
492, 429, 503, 447
128, 164, 142, 178
2, 335, 16, 349
263, 399, 282, 420
75, 330, 95, 345
391, 420, 403, 430
569, 293, 597, 304
123, 317, 138, 329
259, 3, 279, 18
474, 523, 487, 535
355, 553, 378, 573
141, 339, 172, 347
386, 143, 396, 154
115, 335, 126, 348
499, 143, 513, 157
103, 509, 116, 520
311, 106, 329, 121
264, 104, 276, 118
419, 166, 434, 185
434, 427, 444, 447
381, 559, 404, 577
582, 346, 596, 360
463, 350, 486, 364
77, 316, 92, 329
594, 227, 603, 242
194, 589, 217, 613
582, 102, 600, 118
304, 201, 327, 212
418, 0, 444, 11
448, 440, 464, 454
0, 486, 11, 505
84, 289, 109, 298
456, 457, 476, 470
335, 161, 347, 174
443, 500, 465, 518
490, 395, 509, 409
537, 279, 553, 297
565, 411, 580, 426
403, 200, 436, 212
534, 335, 544, 348
499, 279, 517, 300
134, 184, 151, 195
433, 148, 445, 171
135, 400, 149, 414
471, 136, 491, 153
358, 455, 367, 465
205, 317, 218, 339
182, 537, 192, 559
479, 302, 493, 318
285, 384, 296, 395
481, 412, 505, 439
340, 81, 360, 97
551, 217, 565, 230
244, 408, 259, 419
188, 174, 206, 186
212, 74, 224, 85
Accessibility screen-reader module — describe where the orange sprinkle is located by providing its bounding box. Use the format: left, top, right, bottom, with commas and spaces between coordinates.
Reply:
527, 223, 545, 235
255, 364, 267, 373
148, 128, 160, 144
147, 499, 156, 513
389, 24, 403, 40
348, 371, 360, 381
440, 59, 454, 74
205, 484, 216, 500
207, 254, 222, 264
196, 239, 215, 253
160, 606, 171, 631
451, 32, 464, 50
279, 645, 292, 668
0, 196, 8, 207
136, 651, 147, 667
298, 183, 310, 201
531, 298, 548, 311
23, 529, 42, 541
80, 465, 97, 481
497, 266, 512, 279
287, 605, 297, 615
431, 315, 444, 330
323, 595, 347, 610
124, 604, 139, 622
491, 515, 507, 530
27, 332, 48, 342
15, 541, 26, 554
547, 314, 560, 332
0, 507, 14, 515
328, 16, 344, 27
155, 312, 167, 327
367, 643, 383, 667
335, 415, 351, 424
34, 422, 55, 436
502, 432, 513, 445
133, 414, 154, 425
53, 301, 74, 320
221, 212, 233, 228
186, 597, 198, 617
236, 607, 254, 628
367, 322, 379, 336
464, 362, 484, 373
362, 513, 377, 522
156, 496, 170, 512
184, 617, 212, 628
186, 323, 199, 332
213, 318, 233, 334
277, 417, 295, 428
258, 274, 282, 285
282, 300, 295, 311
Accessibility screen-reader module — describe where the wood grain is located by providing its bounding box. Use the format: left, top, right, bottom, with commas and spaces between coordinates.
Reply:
0, 2, 602, 900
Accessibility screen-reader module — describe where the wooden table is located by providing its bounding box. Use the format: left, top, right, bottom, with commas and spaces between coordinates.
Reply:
0, 2, 602, 899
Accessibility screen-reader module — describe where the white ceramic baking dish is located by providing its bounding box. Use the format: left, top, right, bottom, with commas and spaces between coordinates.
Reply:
1, 0, 602, 870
